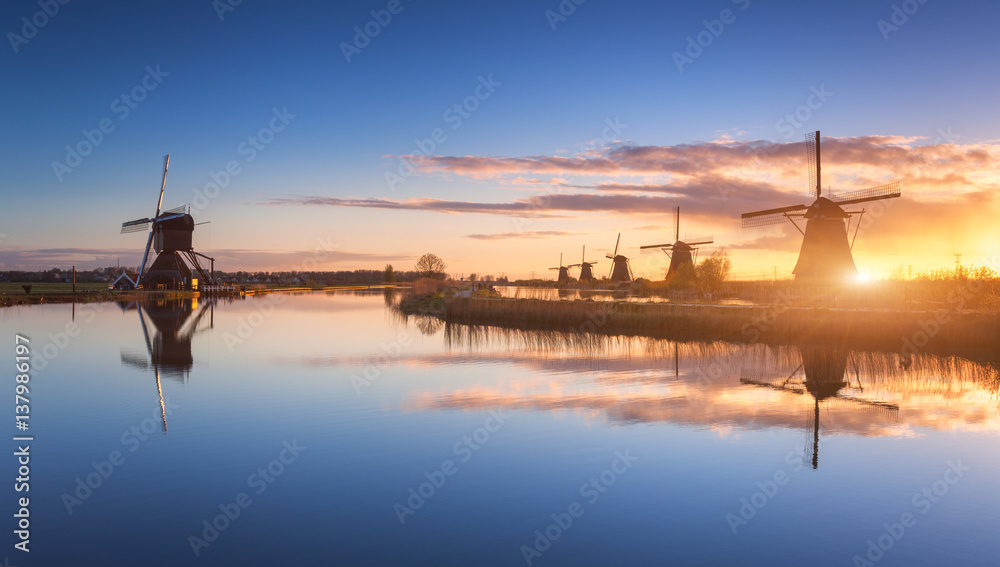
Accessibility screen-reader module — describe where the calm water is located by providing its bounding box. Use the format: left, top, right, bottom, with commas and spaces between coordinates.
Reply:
3, 290, 999, 566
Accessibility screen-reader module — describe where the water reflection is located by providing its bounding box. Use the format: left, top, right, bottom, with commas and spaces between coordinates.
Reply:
741, 347, 899, 469
388, 324, 1000, 467
118, 297, 215, 431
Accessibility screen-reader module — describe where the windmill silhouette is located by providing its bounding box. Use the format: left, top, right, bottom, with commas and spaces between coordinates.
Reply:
741, 131, 901, 283
741, 347, 898, 469
640, 207, 713, 279
606, 233, 633, 283
567, 245, 599, 282
120, 155, 215, 290
549, 253, 570, 285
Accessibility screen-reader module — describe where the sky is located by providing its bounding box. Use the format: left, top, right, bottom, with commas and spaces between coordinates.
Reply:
2, 0, 999, 280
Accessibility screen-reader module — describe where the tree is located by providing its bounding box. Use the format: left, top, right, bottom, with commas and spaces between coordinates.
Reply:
415, 253, 447, 280
383, 264, 396, 283
468, 273, 478, 283
695, 250, 732, 292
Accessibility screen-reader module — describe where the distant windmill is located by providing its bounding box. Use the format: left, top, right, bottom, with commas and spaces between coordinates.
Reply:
605, 233, 633, 283
120, 155, 216, 290
549, 253, 570, 285
640, 207, 714, 280
567, 245, 598, 282
741, 347, 898, 469
741, 131, 901, 283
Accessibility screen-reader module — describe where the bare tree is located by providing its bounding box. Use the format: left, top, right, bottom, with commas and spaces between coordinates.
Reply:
415, 253, 447, 280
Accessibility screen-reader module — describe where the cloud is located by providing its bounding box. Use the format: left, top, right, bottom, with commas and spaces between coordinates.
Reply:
466, 230, 589, 240
0, 247, 409, 271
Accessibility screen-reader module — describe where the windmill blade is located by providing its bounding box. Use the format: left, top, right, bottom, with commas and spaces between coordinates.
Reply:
686, 237, 714, 246
830, 182, 901, 206
163, 204, 188, 215
806, 130, 820, 198
566, 263, 582, 268
154, 154, 170, 219
121, 218, 152, 233
831, 394, 899, 412
120, 351, 151, 370
613, 233, 621, 257
640, 242, 674, 251
741, 204, 808, 228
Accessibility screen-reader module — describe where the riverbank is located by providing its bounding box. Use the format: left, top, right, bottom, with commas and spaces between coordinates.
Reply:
405, 296, 1000, 355
0, 284, 400, 308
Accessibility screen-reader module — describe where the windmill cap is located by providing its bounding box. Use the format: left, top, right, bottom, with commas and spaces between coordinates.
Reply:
805, 197, 849, 219
156, 213, 195, 230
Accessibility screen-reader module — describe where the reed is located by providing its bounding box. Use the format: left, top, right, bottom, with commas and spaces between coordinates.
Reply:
442, 296, 1000, 354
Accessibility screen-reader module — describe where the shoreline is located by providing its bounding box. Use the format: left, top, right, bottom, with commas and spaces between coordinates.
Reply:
0, 284, 399, 308
404, 296, 1000, 358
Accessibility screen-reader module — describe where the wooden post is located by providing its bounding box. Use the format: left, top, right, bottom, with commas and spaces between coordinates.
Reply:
72, 265, 76, 294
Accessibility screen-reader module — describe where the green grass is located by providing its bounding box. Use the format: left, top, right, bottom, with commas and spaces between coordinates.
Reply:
0, 282, 108, 294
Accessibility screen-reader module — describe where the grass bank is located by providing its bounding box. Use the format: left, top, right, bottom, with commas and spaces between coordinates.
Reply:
435, 297, 1000, 355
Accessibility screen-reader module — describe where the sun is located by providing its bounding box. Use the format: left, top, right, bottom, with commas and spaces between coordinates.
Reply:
855, 272, 872, 283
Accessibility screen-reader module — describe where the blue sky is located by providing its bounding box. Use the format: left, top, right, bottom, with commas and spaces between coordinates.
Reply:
2, 0, 999, 278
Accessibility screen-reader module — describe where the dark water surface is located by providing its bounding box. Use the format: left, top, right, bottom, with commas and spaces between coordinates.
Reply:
3, 290, 998, 566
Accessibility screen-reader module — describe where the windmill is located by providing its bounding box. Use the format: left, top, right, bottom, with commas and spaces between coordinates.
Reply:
740, 347, 898, 469
120, 155, 216, 290
567, 245, 599, 282
640, 207, 714, 279
741, 131, 901, 283
605, 233, 633, 283
549, 253, 571, 285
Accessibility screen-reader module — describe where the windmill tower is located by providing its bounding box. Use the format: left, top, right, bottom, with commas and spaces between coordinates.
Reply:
640, 207, 713, 279
120, 155, 216, 290
549, 253, 570, 285
567, 245, 598, 282
741, 347, 898, 469
606, 233, 633, 283
741, 131, 901, 284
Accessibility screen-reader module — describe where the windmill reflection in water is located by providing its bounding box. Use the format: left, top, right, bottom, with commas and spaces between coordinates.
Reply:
118, 298, 215, 432
741, 347, 899, 469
